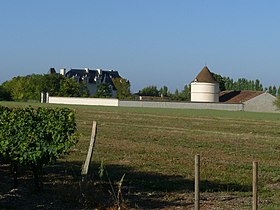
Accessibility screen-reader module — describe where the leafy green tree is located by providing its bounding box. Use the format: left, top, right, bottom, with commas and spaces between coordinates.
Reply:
41, 74, 63, 96
139, 85, 159, 96
59, 78, 89, 97
268, 86, 273, 95
272, 85, 277, 96
159, 86, 168, 97
224, 77, 233, 90
0, 85, 12, 101
170, 89, 180, 101
93, 83, 112, 98
266, 85, 277, 96
179, 84, 191, 101
1, 74, 53, 101
1, 73, 90, 101
212, 73, 226, 91
112, 78, 131, 99
255, 79, 261, 91
169, 85, 191, 101
2, 76, 30, 101
217, 75, 265, 91
249, 80, 255, 90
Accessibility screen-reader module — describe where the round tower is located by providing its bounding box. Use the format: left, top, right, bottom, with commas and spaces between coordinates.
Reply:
191, 66, 220, 102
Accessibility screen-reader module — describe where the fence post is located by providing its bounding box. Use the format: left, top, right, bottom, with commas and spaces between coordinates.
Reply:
81, 121, 97, 193
40, 92, 45, 103
253, 161, 258, 210
195, 154, 200, 210
46, 92, 49, 103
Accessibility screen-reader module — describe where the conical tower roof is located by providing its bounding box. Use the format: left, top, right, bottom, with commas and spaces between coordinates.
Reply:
193, 66, 218, 83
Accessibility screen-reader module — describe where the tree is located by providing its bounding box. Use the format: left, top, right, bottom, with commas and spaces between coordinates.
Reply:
170, 89, 180, 101
159, 86, 168, 97
272, 85, 277, 96
212, 73, 226, 91
179, 84, 191, 101
268, 86, 273, 95
59, 78, 89, 97
169, 85, 191, 101
215, 74, 265, 91
139, 85, 159, 96
93, 83, 112, 98
41, 74, 63, 96
255, 79, 260, 91
0, 85, 12, 101
2, 76, 31, 101
1, 73, 90, 101
112, 78, 131, 99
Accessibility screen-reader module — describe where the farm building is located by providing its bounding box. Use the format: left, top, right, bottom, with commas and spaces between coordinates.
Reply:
190, 66, 278, 113
220, 90, 278, 113
191, 66, 220, 103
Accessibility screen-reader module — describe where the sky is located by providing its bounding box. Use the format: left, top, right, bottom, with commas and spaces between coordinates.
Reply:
1, 0, 280, 92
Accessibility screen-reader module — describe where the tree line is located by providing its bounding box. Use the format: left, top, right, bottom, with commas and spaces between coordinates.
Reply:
0, 74, 132, 101
212, 73, 280, 96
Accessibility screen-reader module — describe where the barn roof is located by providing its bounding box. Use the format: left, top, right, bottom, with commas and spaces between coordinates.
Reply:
219, 90, 264, 103
193, 66, 218, 83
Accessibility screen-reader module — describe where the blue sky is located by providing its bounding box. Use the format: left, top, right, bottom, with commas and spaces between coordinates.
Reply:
1, 0, 280, 92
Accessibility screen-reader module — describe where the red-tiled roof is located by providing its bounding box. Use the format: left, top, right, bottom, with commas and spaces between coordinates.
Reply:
219, 90, 264, 103
193, 66, 218, 83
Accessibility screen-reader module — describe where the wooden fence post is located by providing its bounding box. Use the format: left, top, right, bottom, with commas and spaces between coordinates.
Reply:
195, 154, 200, 210
81, 121, 97, 193
253, 161, 258, 210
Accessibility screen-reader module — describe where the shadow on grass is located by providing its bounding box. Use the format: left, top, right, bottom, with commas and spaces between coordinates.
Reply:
0, 161, 251, 209
92, 163, 251, 209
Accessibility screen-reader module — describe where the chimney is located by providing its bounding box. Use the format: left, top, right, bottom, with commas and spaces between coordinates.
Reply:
97, 69, 102, 75
60, 68, 66, 76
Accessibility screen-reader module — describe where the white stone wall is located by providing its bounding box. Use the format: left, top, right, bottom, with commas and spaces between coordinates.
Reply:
119, 101, 243, 111
191, 82, 220, 102
48, 97, 119, 107
244, 92, 278, 113
46, 95, 279, 113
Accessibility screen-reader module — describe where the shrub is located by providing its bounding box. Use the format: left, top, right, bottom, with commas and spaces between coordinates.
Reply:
0, 106, 78, 190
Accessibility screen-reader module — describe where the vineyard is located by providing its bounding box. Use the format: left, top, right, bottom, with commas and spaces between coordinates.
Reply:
0, 101, 280, 209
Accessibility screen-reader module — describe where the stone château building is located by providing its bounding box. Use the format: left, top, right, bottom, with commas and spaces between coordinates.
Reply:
49, 67, 123, 97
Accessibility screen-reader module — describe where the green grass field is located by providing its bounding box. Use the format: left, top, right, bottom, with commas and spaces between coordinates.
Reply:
1, 101, 280, 209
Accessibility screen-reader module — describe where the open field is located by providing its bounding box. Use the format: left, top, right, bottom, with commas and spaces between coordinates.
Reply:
1, 101, 280, 209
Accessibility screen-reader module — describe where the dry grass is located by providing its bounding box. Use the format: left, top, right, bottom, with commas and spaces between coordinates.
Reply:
1, 101, 280, 209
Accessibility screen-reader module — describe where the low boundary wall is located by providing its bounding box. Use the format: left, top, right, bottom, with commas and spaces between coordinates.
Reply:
47, 96, 243, 111
48, 97, 119, 107
119, 100, 243, 111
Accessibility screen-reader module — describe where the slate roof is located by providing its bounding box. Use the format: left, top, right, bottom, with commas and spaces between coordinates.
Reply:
193, 66, 218, 83
65, 69, 121, 89
219, 90, 264, 103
